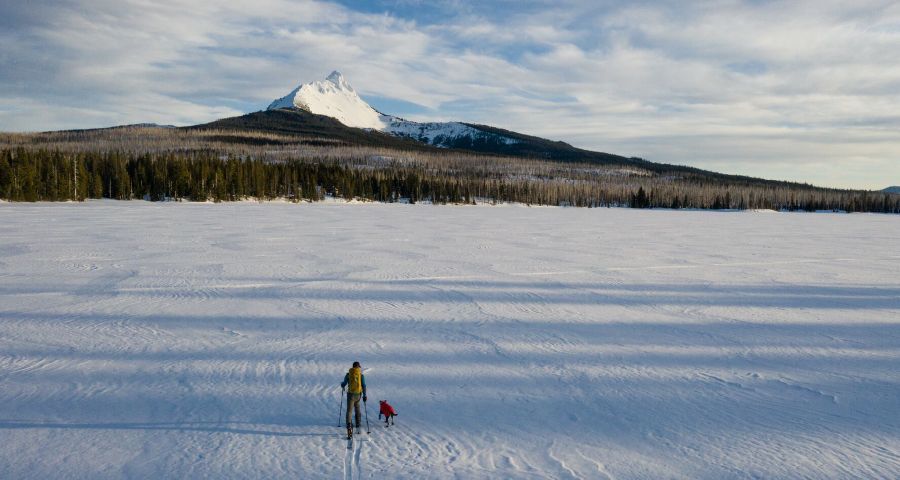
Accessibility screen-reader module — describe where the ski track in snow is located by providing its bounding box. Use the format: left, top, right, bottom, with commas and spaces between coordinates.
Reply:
0, 201, 899, 479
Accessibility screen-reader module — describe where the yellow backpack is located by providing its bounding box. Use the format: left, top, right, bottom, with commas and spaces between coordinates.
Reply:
347, 367, 362, 394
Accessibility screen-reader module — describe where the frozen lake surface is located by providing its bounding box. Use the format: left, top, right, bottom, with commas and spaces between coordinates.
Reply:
1, 202, 898, 479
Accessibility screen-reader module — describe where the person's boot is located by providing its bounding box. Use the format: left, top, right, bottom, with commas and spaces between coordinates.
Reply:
346, 425, 353, 438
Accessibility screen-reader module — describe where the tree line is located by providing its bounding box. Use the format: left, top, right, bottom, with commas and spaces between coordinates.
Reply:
2, 147, 897, 213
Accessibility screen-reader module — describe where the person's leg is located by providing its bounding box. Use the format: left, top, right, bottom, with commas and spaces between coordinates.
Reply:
345, 393, 359, 427
354, 399, 361, 427
345, 393, 351, 427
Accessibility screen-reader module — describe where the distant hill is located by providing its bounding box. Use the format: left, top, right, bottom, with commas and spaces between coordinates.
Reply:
884, 186, 900, 194
189, 108, 428, 150
191, 107, 829, 192
256, 71, 833, 187
193, 107, 654, 168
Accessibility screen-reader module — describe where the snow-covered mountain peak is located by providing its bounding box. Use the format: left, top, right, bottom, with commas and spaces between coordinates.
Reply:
267, 71, 519, 148
267, 71, 385, 130
325, 70, 353, 91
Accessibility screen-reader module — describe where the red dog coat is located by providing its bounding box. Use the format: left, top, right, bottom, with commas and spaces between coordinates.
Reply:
379, 400, 396, 417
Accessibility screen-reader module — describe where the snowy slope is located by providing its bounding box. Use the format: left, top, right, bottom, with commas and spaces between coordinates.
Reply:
385, 118, 518, 148
267, 71, 386, 130
267, 71, 517, 147
1, 203, 899, 479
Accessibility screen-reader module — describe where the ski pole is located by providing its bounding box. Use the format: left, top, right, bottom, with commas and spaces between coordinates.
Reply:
363, 397, 370, 434
337, 386, 345, 427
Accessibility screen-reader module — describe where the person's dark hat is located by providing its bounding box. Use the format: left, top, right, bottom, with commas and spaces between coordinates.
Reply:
352, 361, 360, 368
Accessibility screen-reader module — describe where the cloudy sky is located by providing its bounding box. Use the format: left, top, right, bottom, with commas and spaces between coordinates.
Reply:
2, 0, 898, 189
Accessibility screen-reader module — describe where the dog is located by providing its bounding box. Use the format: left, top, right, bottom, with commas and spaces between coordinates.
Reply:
378, 400, 397, 426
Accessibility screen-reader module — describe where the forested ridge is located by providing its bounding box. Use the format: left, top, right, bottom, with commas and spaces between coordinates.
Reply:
1, 125, 897, 213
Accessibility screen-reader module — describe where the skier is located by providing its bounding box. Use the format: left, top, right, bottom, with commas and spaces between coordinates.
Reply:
341, 361, 367, 438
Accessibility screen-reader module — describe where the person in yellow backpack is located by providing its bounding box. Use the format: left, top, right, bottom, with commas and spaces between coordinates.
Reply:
341, 361, 367, 436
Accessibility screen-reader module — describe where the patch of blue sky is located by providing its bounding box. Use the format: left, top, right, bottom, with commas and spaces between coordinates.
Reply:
329, 1, 544, 25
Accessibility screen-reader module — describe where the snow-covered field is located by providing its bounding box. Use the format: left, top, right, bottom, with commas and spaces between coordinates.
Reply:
1, 202, 898, 479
